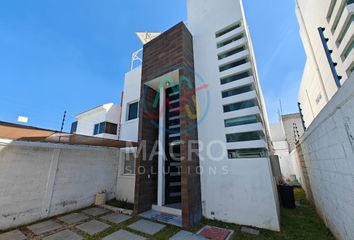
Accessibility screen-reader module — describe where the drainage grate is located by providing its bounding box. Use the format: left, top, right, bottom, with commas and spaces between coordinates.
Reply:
140, 210, 182, 227
151, 213, 175, 222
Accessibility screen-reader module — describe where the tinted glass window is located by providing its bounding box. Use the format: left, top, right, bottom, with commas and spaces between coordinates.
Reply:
224, 115, 259, 127
226, 131, 263, 143
221, 71, 251, 85
222, 85, 253, 98
219, 58, 248, 72
70, 121, 78, 133
128, 102, 138, 120
223, 99, 257, 113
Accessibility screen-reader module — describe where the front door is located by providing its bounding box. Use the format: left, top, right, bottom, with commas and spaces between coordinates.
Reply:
164, 87, 181, 204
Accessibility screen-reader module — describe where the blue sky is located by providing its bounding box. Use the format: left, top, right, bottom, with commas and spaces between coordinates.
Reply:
0, 0, 305, 131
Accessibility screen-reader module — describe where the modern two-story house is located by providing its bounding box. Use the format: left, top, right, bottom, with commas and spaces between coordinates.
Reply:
118, 0, 280, 231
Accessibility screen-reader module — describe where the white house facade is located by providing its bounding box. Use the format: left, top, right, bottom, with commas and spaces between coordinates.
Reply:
71, 103, 121, 140
118, 0, 280, 231
296, 0, 354, 126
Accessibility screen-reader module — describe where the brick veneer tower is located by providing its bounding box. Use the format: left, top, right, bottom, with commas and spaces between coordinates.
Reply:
134, 22, 202, 228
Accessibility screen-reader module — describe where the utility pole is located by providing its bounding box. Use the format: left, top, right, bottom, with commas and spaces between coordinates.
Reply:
59, 111, 66, 143
60, 111, 67, 133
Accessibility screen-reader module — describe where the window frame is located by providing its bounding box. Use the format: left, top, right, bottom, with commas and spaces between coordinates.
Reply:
226, 131, 264, 143
221, 84, 254, 98
220, 71, 252, 85
93, 122, 118, 135
70, 121, 78, 134
228, 148, 268, 159
127, 101, 139, 121
215, 21, 241, 38
223, 99, 258, 113
121, 151, 136, 176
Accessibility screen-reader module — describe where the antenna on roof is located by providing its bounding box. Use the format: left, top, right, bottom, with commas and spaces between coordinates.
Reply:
131, 32, 162, 70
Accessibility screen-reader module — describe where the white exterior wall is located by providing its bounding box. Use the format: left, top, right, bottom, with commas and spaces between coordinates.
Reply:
270, 123, 295, 179
75, 103, 121, 140
116, 66, 142, 203
187, 0, 280, 231
281, 114, 305, 152
115, 148, 136, 203
296, 75, 354, 240
0, 139, 127, 230
296, 0, 354, 126
119, 66, 141, 142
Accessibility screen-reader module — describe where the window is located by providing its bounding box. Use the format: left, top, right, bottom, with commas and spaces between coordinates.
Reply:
93, 122, 118, 135
217, 33, 244, 48
222, 84, 254, 98
70, 121, 78, 133
220, 71, 252, 85
216, 22, 241, 38
93, 122, 104, 135
127, 102, 138, 120
123, 152, 136, 175
223, 99, 257, 113
219, 58, 248, 72
218, 46, 246, 60
331, 0, 354, 33
224, 115, 260, 127
226, 131, 263, 143
228, 148, 268, 159
349, 65, 354, 75
342, 40, 354, 59
327, 0, 337, 22
336, 16, 354, 46
105, 122, 118, 135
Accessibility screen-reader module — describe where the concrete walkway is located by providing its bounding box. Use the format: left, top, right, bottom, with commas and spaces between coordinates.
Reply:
0, 206, 233, 240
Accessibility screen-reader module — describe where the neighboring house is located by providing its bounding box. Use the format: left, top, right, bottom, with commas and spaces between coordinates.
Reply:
270, 113, 304, 179
296, 0, 354, 126
281, 113, 305, 152
71, 103, 121, 140
118, 0, 280, 231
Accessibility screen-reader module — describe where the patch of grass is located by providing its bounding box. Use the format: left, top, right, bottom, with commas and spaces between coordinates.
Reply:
106, 198, 134, 210
148, 188, 334, 240
6, 189, 334, 240
188, 188, 335, 240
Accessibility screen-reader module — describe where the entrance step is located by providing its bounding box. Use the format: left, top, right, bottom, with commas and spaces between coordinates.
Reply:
140, 209, 182, 227
152, 204, 181, 216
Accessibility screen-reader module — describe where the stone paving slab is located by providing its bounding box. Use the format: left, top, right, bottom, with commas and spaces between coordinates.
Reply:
76, 220, 110, 235
42, 230, 82, 240
241, 226, 260, 236
169, 230, 207, 240
100, 213, 131, 224
0, 229, 27, 240
58, 213, 89, 224
82, 207, 110, 217
27, 220, 62, 235
128, 219, 166, 235
102, 230, 146, 240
